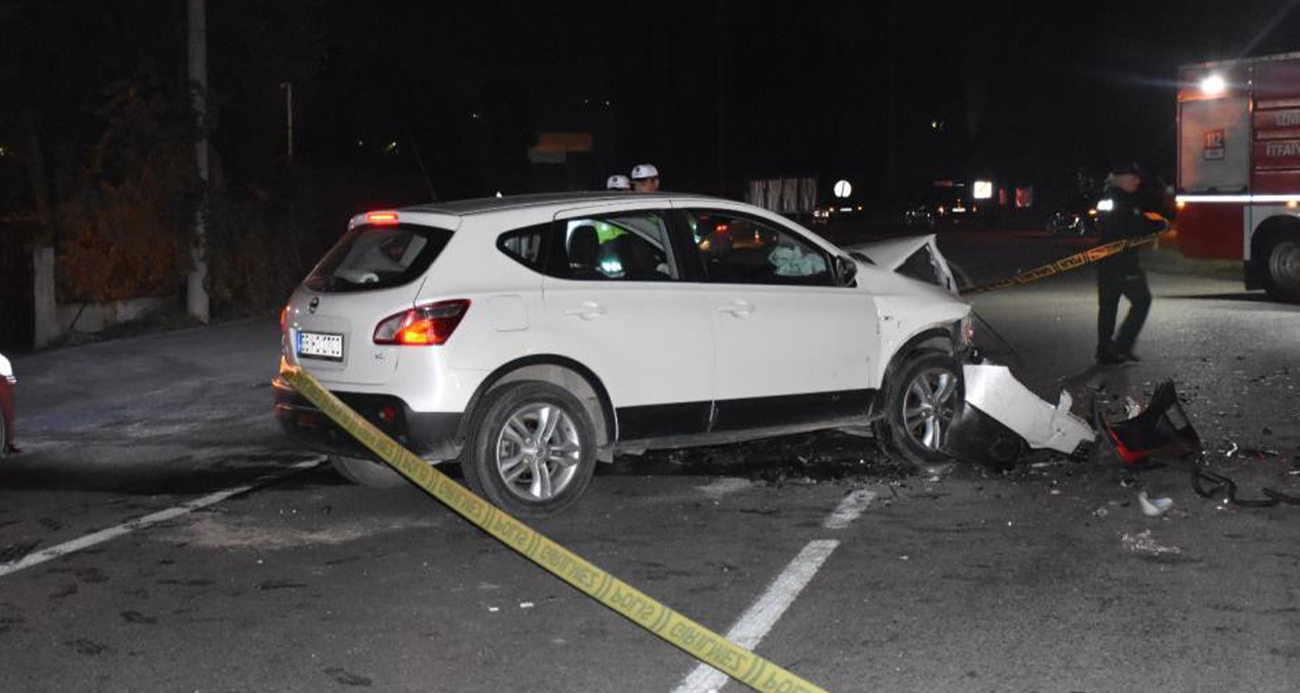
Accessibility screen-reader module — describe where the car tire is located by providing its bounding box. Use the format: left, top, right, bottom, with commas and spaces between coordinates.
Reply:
1263, 234, 1300, 303
330, 454, 407, 489
460, 381, 597, 518
872, 350, 963, 475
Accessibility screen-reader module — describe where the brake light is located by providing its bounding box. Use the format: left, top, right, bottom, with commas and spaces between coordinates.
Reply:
373, 300, 471, 346
279, 304, 290, 333
366, 211, 400, 225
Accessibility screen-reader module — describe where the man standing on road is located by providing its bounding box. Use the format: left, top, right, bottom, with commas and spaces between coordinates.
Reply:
1095, 162, 1167, 365
630, 163, 660, 192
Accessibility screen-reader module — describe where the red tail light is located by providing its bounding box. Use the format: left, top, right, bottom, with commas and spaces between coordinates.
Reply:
373, 300, 471, 346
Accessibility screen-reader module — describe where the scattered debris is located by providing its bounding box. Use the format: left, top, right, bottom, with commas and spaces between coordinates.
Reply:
1138, 492, 1173, 518
1121, 530, 1182, 555
1093, 381, 1202, 469
1092, 507, 1110, 518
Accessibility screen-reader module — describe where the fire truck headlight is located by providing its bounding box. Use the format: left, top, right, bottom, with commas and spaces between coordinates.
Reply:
1200, 73, 1226, 97
1097, 198, 1115, 212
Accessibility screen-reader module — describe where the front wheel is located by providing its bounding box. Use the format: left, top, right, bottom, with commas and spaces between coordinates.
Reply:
1263, 235, 1300, 303
461, 381, 597, 518
873, 350, 963, 474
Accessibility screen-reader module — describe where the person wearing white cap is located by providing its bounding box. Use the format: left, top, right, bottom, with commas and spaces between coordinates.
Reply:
630, 163, 660, 192
606, 174, 631, 191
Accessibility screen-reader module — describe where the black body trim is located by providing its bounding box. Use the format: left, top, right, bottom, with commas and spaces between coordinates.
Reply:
615, 401, 712, 440
274, 378, 462, 460
710, 389, 874, 431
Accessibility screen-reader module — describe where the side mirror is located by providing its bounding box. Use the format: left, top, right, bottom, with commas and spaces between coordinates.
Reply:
835, 255, 858, 287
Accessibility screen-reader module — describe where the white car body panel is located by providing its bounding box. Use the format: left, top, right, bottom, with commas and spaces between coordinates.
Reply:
842, 234, 958, 294
282, 191, 971, 438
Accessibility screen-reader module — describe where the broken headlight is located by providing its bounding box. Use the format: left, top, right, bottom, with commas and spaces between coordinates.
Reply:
958, 315, 975, 346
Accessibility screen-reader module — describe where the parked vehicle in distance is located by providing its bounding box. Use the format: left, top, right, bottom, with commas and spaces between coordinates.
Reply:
0, 353, 15, 458
274, 192, 973, 516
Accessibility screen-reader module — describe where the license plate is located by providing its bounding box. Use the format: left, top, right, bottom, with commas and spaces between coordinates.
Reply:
296, 331, 344, 361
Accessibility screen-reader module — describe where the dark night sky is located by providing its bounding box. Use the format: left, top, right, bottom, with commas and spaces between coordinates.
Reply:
296, 0, 1300, 202
6, 0, 1300, 208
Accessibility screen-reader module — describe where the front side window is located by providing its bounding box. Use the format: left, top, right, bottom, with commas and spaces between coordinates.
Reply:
305, 223, 452, 293
554, 212, 678, 281
685, 210, 831, 286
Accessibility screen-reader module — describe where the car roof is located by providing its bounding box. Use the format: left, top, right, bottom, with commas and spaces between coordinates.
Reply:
398, 191, 725, 217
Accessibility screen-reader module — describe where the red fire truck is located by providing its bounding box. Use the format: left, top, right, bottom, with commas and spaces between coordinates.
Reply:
1177, 53, 1300, 302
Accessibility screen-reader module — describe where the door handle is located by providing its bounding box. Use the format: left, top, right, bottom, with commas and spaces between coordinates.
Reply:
718, 300, 755, 317
564, 301, 607, 320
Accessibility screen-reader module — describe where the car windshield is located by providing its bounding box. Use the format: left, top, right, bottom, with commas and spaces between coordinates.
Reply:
304, 223, 452, 293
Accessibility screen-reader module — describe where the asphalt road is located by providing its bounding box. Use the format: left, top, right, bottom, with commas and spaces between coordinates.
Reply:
1, 229, 1298, 693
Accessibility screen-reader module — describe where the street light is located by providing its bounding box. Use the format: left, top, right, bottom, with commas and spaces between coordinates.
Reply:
1200, 73, 1226, 97
833, 180, 852, 198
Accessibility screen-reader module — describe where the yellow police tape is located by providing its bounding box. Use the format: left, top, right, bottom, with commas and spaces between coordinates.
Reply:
961, 226, 1167, 296
283, 364, 832, 693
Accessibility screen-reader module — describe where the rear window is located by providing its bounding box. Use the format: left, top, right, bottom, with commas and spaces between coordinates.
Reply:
304, 223, 452, 293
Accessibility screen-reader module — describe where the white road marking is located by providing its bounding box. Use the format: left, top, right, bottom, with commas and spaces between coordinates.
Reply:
0, 457, 323, 578
671, 540, 840, 693
696, 478, 753, 500
823, 488, 877, 529
673, 487, 877, 693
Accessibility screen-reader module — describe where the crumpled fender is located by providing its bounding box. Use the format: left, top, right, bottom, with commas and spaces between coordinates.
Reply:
961, 364, 1094, 455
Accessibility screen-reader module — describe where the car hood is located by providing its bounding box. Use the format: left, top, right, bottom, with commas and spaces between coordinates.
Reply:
841, 234, 958, 295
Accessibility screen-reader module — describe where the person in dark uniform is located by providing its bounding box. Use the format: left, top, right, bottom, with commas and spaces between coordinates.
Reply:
1095, 162, 1168, 365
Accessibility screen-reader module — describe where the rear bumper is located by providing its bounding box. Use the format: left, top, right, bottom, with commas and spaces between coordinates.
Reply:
272, 377, 463, 461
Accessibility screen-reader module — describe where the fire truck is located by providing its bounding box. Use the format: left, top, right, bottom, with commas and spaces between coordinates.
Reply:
1176, 53, 1300, 302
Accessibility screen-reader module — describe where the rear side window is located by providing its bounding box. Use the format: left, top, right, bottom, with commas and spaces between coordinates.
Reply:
498, 223, 548, 271
304, 223, 452, 293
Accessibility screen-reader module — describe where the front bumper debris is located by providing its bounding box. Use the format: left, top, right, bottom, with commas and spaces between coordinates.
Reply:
943, 363, 1095, 466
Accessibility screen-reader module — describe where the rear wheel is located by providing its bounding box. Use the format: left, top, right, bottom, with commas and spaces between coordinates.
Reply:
461, 381, 597, 518
330, 454, 407, 489
873, 350, 963, 474
1263, 235, 1300, 303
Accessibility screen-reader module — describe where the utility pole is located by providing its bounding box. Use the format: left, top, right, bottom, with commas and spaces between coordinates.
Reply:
281, 81, 294, 161
187, 0, 210, 323
886, 0, 898, 210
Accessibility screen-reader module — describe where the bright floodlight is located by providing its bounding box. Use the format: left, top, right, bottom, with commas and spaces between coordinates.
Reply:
973, 180, 993, 200
1200, 73, 1226, 96
833, 180, 852, 198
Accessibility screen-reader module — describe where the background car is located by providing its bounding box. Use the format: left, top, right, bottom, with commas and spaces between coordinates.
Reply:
274, 192, 972, 516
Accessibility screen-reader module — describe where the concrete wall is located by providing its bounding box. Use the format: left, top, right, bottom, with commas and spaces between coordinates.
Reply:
55, 297, 170, 335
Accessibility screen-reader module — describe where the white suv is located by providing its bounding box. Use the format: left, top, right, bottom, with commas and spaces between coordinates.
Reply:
274, 192, 972, 516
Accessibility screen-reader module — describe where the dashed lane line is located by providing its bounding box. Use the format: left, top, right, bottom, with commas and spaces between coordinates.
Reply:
672, 488, 877, 693
823, 489, 877, 530
0, 457, 324, 578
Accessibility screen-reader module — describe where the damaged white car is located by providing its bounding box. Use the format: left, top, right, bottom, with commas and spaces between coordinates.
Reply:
275, 192, 978, 516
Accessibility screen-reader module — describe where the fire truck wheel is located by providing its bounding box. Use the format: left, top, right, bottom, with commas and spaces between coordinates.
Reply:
1263, 235, 1300, 303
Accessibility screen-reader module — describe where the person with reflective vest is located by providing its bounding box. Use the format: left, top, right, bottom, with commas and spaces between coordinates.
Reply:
1095, 162, 1168, 365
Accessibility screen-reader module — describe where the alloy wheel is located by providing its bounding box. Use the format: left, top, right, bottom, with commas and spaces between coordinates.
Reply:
494, 403, 583, 502
902, 367, 960, 450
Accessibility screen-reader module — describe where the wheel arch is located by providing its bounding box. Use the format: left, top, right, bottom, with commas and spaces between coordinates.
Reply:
1251, 214, 1300, 262
459, 355, 618, 460
872, 327, 959, 417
